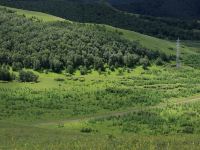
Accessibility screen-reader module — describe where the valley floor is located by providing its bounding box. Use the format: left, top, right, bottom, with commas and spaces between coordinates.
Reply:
1, 65, 200, 149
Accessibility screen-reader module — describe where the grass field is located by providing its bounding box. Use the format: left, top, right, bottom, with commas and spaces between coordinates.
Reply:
1, 121, 200, 150
0, 5, 65, 22
1, 121, 200, 149
1, 5, 200, 149
1, 65, 200, 149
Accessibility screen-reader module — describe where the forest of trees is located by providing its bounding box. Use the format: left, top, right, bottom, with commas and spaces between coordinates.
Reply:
0, 0, 200, 40
0, 8, 171, 74
109, 0, 200, 19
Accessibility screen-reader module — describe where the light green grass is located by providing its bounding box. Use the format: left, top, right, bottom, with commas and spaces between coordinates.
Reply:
105, 25, 175, 54
1, 121, 200, 150
0, 5, 66, 22
2, 65, 200, 122
105, 25, 200, 55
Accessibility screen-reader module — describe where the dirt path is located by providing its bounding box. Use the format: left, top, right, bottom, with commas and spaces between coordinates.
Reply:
36, 95, 200, 126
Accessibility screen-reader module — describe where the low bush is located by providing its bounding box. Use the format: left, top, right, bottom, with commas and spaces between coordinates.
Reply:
0, 66, 14, 81
19, 70, 39, 82
54, 78, 65, 82
80, 127, 93, 133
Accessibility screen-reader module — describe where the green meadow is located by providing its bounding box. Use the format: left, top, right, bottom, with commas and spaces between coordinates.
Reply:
1, 65, 200, 149
0, 5, 65, 22
1, 6, 200, 149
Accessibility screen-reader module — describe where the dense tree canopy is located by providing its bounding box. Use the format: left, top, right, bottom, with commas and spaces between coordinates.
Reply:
0, 0, 200, 40
109, 0, 200, 19
0, 8, 170, 73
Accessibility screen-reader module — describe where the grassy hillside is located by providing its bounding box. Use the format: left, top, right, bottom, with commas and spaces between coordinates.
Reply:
109, 0, 200, 19
0, 0, 200, 40
3, 7, 166, 74
2, 5, 199, 57
106, 25, 176, 55
0, 5, 65, 22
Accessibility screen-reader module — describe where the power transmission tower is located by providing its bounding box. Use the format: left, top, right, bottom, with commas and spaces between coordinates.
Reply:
176, 38, 181, 68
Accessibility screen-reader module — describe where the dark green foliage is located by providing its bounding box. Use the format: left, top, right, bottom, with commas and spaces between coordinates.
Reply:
50, 58, 63, 73
123, 53, 139, 67
66, 65, 74, 74
12, 62, 23, 71
33, 60, 41, 71
110, 0, 200, 19
139, 56, 150, 70
19, 70, 38, 82
80, 127, 93, 133
117, 68, 124, 76
182, 126, 194, 134
0, 0, 200, 40
155, 58, 164, 66
184, 54, 200, 68
79, 66, 88, 75
0, 65, 14, 81
57, 123, 64, 128
0, 8, 166, 73
54, 78, 65, 82
94, 58, 105, 71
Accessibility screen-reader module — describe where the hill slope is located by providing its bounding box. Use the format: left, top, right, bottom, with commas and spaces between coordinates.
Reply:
0, 0, 200, 40
1, 7, 170, 73
0, 5, 65, 22
109, 0, 200, 19
2, 5, 198, 57
1, 6, 200, 150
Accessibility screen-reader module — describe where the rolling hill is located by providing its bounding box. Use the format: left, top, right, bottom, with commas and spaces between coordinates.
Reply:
1, 5, 198, 57
1, 6, 171, 74
0, 5, 65, 22
109, 0, 200, 19
0, 0, 200, 40
2, 5, 200, 66
1, 5, 200, 150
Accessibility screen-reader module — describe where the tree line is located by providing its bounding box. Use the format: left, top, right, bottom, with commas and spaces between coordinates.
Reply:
0, 8, 171, 76
0, 0, 200, 40
0, 65, 38, 82
110, 0, 200, 19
